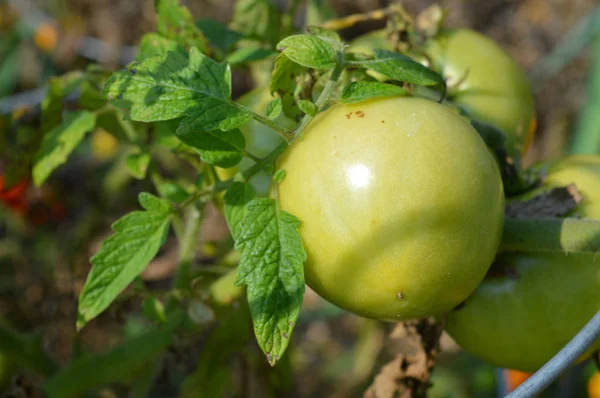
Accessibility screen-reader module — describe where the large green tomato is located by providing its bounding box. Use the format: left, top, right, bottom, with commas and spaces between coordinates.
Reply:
277, 97, 504, 321
425, 29, 536, 158
445, 155, 600, 372
348, 29, 537, 158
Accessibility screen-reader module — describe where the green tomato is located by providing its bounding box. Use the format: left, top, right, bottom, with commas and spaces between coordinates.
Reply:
277, 97, 504, 321
445, 155, 600, 372
425, 29, 536, 159
348, 29, 537, 159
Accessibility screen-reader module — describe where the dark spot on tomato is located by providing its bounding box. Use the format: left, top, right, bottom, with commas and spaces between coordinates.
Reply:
346, 113, 352, 119
396, 291, 403, 300
355, 110, 365, 118
381, 120, 385, 123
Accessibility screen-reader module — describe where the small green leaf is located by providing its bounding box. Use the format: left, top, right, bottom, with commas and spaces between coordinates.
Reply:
196, 19, 245, 53
77, 193, 173, 329
178, 129, 246, 168
231, 0, 282, 46
354, 49, 444, 86
277, 34, 338, 69
265, 98, 283, 120
126, 152, 152, 180
297, 99, 317, 116
226, 45, 277, 65
42, 71, 85, 133
137, 33, 185, 60
340, 81, 408, 104
273, 169, 286, 183
103, 47, 251, 134
235, 198, 306, 365
155, 0, 210, 54
224, 182, 257, 241
270, 54, 306, 120
142, 297, 166, 324
156, 181, 191, 203
33, 111, 96, 186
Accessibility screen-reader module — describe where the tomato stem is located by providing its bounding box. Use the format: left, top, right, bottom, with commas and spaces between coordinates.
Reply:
500, 217, 600, 254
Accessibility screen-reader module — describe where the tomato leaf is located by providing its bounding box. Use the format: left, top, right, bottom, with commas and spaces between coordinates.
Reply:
155, 0, 210, 54
355, 49, 444, 86
234, 198, 306, 365
137, 33, 185, 61
265, 98, 283, 120
178, 128, 246, 168
33, 111, 97, 187
102, 47, 251, 135
270, 54, 306, 120
196, 19, 245, 53
226, 45, 278, 65
77, 193, 173, 329
297, 99, 317, 116
126, 152, 152, 180
224, 182, 257, 242
277, 34, 338, 69
306, 26, 341, 43
231, 0, 282, 46
340, 81, 408, 104
273, 169, 286, 183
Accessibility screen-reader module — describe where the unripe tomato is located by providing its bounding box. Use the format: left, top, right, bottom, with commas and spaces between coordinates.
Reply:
445, 155, 600, 372
348, 29, 537, 158
277, 97, 504, 321
34, 23, 58, 53
425, 29, 536, 158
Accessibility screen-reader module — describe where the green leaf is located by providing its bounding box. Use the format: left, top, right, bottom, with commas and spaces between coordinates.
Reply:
470, 119, 508, 152
42, 71, 85, 133
196, 19, 245, 53
297, 99, 317, 116
265, 98, 283, 120
273, 169, 286, 183
178, 128, 246, 168
137, 33, 185, 61
226, 44, 278, 65
340, 81, 407, 104
355, 49, 444, 86
103, 47, 252, 134
306, 26, 341, 43
231, 0, 282, 46
224, 182, 257, 241
156, 181, 191, 203
142, 296, 167, 324
33, 111, 96, 186
126, 152, 152, 179
77, 193, 173, 329
277, 34, 338, 69
155, 0, 209, 54
0, 324, 57, 376
270, 54, 306, 120
45, 320, 179, 398
235, 198, 306, 365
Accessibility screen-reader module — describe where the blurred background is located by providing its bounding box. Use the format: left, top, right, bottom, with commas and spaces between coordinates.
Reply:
0, 0, 599, 397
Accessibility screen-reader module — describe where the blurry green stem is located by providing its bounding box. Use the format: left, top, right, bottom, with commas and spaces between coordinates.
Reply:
174, 205, 203, 291
570, 36, 600, 154
500, 217, 600, 254
247, 109, 294, 141
0, 324, 57, 377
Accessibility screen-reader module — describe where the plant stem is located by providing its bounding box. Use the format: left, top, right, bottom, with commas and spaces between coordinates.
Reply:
291, 61, 345, 142
173, 205, 203, 292
499, 217, 600, 254
506, 310, 600, 398
245, 107, 294, 142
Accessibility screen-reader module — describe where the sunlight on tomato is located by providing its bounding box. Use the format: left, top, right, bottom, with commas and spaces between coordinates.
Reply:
445, 155, 600, 372
277, 97, 504, 321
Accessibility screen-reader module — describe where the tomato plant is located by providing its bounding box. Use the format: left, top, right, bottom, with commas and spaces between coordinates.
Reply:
277, 96, 504, 320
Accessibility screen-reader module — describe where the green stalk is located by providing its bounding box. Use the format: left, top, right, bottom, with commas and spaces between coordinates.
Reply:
500, 217, 600, 254
570, 36, 600, 154
173, 205, 203, 291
